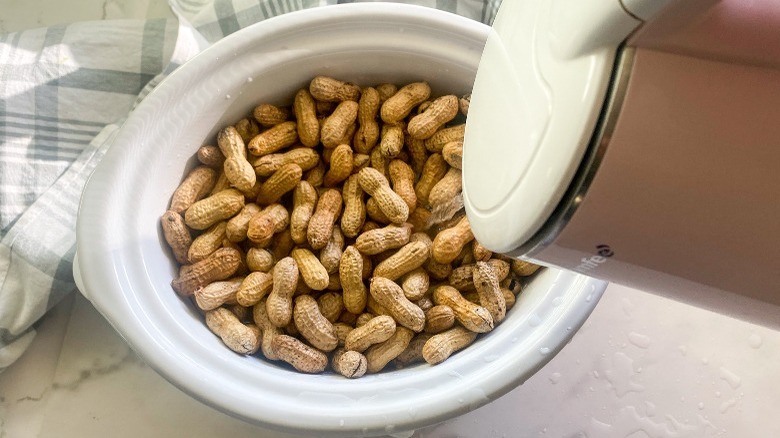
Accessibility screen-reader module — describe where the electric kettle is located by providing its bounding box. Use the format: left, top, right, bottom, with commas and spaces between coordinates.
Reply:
464, 0, 780, 327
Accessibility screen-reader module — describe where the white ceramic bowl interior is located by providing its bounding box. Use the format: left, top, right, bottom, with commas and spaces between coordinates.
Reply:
74, 3, 607, 436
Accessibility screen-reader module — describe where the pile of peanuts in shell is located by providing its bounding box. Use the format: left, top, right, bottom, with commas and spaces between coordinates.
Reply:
161, 75, 541, 378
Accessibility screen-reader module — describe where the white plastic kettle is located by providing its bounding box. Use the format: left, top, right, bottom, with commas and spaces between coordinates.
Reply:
464, 0, 780, 328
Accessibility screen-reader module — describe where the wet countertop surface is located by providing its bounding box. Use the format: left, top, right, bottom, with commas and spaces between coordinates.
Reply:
3, 281, 779, 437
2, 1, 780, 436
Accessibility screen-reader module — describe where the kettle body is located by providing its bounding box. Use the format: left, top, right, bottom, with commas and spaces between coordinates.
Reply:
464, 0, 780, 327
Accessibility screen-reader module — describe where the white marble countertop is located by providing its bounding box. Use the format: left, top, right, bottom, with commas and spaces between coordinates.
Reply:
4, 282, 780, 437
2, 1, 780, 437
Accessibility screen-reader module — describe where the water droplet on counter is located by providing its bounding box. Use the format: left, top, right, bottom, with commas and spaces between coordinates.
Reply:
719, 367, 742, 389
552, 296, 563, 307
604, 352, 645, 397
678, 345, 688, 355
458, 398, 464, 404
719, 398, 737, 413
702, 357, 709, 365
628, 332, 651, 349
528, 314, 542, 327
592, 370, 600, 378
748, 333, 763, 349
715, 391, 722, 398
549, 372, 562, 384
483, 354, 499, 363
698, 402, 705, 410
645, 401, 656, 416
539, 347, 551, 355
225, 94, 231, 99
246, 77, 253, 83
585, 293, 593, 302
566, 326, 572, 331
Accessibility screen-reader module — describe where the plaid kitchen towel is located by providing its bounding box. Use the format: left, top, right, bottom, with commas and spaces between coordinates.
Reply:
0, 0, 500, 372
0, 18, 186, 370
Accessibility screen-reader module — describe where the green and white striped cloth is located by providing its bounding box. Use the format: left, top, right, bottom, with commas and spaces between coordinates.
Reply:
0, 0, 500, 371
